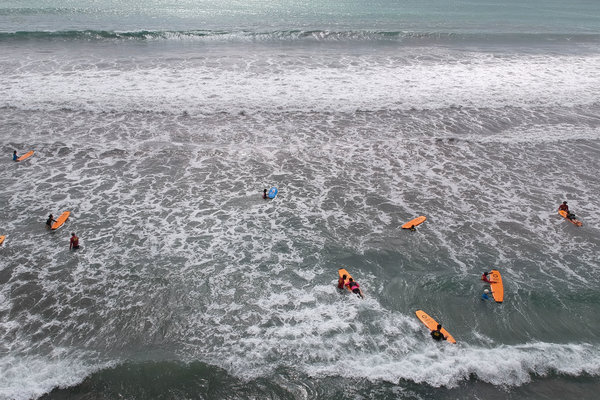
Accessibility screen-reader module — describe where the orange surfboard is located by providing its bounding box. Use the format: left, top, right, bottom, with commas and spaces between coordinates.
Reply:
415, 310, 456, 343
338, 268, 364, 298
402, 216, 426, 229
489, 269, 504, 303
558, 210, 582, 227
0, 235, 5, 245
17, 151, 34, 162
51, 211, 70, 230
338, 268, 352, 292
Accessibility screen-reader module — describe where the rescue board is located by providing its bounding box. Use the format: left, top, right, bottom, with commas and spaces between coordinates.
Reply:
402, 216, 426, 229
337, 268, 364, 298
558, 210, 582, 227
268, 187, 278, 199
0, 235, 5, 245
415, 310, 456, 343
17, 151, 34, 162
489, 269, 504, 303
51, 211, 70, 230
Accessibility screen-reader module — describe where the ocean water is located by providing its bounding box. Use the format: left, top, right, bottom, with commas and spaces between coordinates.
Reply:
1, 1, 600, 399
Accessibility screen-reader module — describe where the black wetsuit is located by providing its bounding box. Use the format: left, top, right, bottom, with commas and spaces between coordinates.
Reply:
431, 330, 446, 341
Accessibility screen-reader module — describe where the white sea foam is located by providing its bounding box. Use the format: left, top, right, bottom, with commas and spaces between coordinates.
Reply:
304, 342, 600, 387
1, 49, 599, 114
179, 281, 600, 388
0, 351, 112, 400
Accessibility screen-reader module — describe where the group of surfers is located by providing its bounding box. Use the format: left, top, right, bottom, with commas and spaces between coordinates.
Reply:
332, 201, 577, 342
12, 150, 79, 250
336, 274, 365, 298
429, 271, 498, 341
335, 270, 496, 341
45, 214, 80, 250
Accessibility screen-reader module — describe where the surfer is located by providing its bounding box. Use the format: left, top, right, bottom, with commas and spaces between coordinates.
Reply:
345, 278, 364, 298
558, 201, 569, 212
558, 201, 575, 219
70, 232, 80, 250
431, 324, 447, 341
481, 288, 492, 301
337, 274, 347, 289
13, 150, 18, 161
46, 214, 56, 228
263, 189, 268, 199
481, 272, 492, 283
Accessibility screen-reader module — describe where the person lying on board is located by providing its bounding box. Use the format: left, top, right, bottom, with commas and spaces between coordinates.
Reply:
481, 272, 493, 283
481, 288, 492, 301
558, 201, 576, 219
345, 278, 364, 298
13, 150, 18, 161
431, 324, 447, 341
46, 214, 56, 228
337, 274, 347, 289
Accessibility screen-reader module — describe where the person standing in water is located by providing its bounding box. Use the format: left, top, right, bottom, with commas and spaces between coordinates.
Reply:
481, 288, 492, 301
337, 274, 347, 289
263, 189, 268, 199
46, 214, 56, 228
431, 324, 447, 341
70, 232, 80, 250
13, 150, 18, 161
481, 272, 493, 283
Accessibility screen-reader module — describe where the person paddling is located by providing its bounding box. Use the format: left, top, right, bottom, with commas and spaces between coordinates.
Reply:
431, 324, 447, 341
345, 277, 364, 298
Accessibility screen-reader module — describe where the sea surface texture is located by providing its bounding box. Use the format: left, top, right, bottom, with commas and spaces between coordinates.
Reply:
1, 1, 600, 399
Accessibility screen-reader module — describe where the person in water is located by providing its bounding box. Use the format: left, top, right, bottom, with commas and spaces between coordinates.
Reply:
558, 201, 569, 212
70, 232, 80, 250
558, 201, 575, 219
481, 288, 492, 301
13, 150, 18, 161
345, 278, 364, 298
481, 272, 493, 283
337, 274, 347, 289
263, 189, 268, 199
431, 324, 447, 341
46, 214, 56, 228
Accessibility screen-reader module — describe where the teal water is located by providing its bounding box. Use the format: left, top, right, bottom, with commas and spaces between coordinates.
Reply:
1, 0, 600, 33
1, 1, 600, 399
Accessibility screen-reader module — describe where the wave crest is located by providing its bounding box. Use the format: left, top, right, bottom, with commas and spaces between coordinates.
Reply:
1, 29, 599, 44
